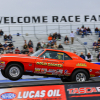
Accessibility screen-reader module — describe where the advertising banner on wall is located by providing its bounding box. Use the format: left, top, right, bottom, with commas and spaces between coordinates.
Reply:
0, 85, 66, 100
65, 82, 100, 100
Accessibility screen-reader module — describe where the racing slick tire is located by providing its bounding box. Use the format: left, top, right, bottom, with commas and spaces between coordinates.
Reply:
71, 69, 89, 82
1, 70, 8, 78
5, 64, 23, 81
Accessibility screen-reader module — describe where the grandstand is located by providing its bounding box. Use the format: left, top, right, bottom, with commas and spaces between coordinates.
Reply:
0, 23, 99, 62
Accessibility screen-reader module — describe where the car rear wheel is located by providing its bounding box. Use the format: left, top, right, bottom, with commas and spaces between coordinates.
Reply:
5, 64, 23, 81
1, 70, 8, 78
71, 69, 89, 82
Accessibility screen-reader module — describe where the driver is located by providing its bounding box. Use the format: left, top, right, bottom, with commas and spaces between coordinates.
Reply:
57, 53, 63, 60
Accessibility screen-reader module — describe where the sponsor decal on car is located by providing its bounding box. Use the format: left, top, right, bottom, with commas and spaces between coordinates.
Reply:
76, 63, 87, 67
64, 70, 68, 74
36, 62, 63, 68
64, 70, 71, 76
90, 74, 95, 77
47, 69, 56, 73
35, 68, 40, 72
36, 62, 47, 66
41, 68, 47, 73
57, 53, 63, 55
56, 69, 63, 74
0, 92, 16, 100
95, 70, 100, 74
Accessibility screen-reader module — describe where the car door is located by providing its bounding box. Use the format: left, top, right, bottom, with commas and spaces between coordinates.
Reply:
39, 50, 65, 76
34, 57, 48, 74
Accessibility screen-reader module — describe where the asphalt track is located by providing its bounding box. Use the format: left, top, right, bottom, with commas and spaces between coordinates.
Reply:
0, 77, 100, 88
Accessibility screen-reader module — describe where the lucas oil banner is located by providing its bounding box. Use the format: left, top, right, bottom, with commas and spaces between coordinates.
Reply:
0, 85, 66, 100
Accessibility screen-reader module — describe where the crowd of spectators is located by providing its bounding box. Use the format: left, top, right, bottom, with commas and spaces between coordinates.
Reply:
1, 27, 100, 62
4, 34, 12, 41
36, 41, 64, 51
92, 38, 100, 53
76, 27, 92, 38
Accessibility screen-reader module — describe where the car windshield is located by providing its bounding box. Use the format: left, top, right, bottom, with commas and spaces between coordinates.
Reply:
30, 49, 44, 57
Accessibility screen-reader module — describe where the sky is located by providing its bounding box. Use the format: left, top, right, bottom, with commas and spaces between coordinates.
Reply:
0, 0, 99, 16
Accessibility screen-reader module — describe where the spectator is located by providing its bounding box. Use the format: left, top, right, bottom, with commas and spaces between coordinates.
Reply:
82, 29, 87, 38
64, 36, 69, 44
0, 43, 4, 51
85, 52, 93, 62
79, 28, 83, 35
76, 27, 79, 35
57, 33, 61, 40
28, 42, 33, 48
37, 42, 41, 47
47, 43, 51, 48
93, 41, 97, 49
96, 52, 100, 62
52, 32, 57, 39
95, 27, 99, 34
29, 46, 34, 53
0, 30, 4, 36
87, 27, 92, 35
58, 43, 64, 50
51, 42, 54, 48
8, 43, 14, 50
98, 38, 100, 42
70, 31, 75, 44
73, 51, 77, 55
15, 47, 20, 54
23, 43, 28, 50
7, 48, 13, 54
43, 42, 47, 48
48, 34, 52, 40
53, 43, 58, 49
95, 46, 99, 53
36, 46, 41, 51
79, 52, 85, 60
24, 40, 27, 44
28, 40, 33, 47
4, 34, 8, 41
52, 38, 56, 44
97, 41, 100, 47
3, 42, 8, 50
8, 34, 12, 41
99, 28, 100, 37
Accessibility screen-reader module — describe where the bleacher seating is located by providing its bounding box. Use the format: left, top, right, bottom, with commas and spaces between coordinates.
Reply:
0, 31, 98, 62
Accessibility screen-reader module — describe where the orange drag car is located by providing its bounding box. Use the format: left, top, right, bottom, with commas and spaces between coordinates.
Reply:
0, 49, 100, 82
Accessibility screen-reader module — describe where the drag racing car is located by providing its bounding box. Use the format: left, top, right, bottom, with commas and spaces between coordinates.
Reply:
0, 49, 100, 82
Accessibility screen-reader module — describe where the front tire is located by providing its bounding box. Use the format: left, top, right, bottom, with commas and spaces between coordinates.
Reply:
71, 69, 89, 82
1, 70, 8, 78
5, 64, 23, 81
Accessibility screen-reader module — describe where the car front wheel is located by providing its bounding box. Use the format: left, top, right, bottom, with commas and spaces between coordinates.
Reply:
5, 64, 23, 81
1, 70, 8, 78
71, 69, 89, 82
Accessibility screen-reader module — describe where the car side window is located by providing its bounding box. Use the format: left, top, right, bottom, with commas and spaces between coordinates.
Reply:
64, 53, 72, 60
39, 50, 64, 60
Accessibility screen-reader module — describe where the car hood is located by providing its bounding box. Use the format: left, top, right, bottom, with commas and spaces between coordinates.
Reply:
0, 54, 28, 58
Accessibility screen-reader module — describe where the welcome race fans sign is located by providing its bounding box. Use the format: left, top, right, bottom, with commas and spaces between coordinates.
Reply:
0, 15, 100, 24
